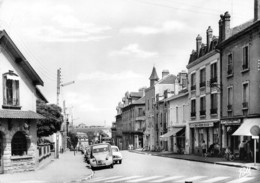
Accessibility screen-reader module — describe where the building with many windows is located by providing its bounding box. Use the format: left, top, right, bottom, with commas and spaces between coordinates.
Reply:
0, 30, 44, 173
187, 26, 221, 155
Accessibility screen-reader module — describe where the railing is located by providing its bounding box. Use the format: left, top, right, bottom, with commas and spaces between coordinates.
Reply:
200, 82, 206, 88
190, 85, 196, 91
227, 104, 232, 111
191, 112, 196, 117
38, 143, 52, 162
242, 102, 248, 108
210, 77, 217, 84
227, 69, 233, 75
200, 110, 206, 116
210, 108, 218, 115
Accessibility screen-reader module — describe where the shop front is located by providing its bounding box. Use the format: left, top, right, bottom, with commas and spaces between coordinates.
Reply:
221, 118, 241, 154
190, 121, 220, 155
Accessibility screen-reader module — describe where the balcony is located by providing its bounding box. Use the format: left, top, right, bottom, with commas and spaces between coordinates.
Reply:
227, 104, 232, 111
242, 102, 248, 109
210, 108, 218, 115
210, 77, 217, 84
200, 110, 206, 116
190, 112, 196, 117
200, 82, 206, 88
190, 85, 196, 91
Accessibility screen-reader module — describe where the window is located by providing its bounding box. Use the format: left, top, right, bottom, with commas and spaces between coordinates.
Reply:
242, 46, 249, 70
200, 68, 206, 88
227, 54, 233, 76
176, 106, 179, 123
210, 62, 217, 83
200, 96, 206, 116
242, 83, 249, 109
213, 128, 219, 143
191, 73, 196, 91
138, 108, 143, 116
147, 100, 149, 111
3, 71, 20, 108
191, 99, 196, 117
11, 131, 27, 156
227, 87, 233, 111
210, 93, 218, 114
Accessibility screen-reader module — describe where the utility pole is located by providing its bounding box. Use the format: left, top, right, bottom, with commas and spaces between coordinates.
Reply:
56, 68, 61, 159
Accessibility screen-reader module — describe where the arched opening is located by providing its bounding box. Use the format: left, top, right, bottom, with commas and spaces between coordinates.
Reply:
11, 131, 28, 156
0, 132, 6, 173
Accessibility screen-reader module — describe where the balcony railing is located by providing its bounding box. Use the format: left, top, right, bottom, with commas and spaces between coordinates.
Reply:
242, 102, 248, 109
191, 112, 196, 117
227, 69, 233, 75
200, 82, 206, 88
210, 108, 218, 115
200, 110, 206, 116
210, 77, 217, 84
190, 85, 196, 91
227, 104, 232, 111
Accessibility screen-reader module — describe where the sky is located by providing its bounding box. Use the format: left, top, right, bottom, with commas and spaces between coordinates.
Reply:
0, 0, 254, 126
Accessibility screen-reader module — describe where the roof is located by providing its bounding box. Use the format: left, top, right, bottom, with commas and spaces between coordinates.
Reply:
36, 87, 48, 103
133, 96, 145, 104
0, 30, 44, 86
129, 92, 143, 98
149, 66, 159, 80
0, 110, 44, 119
157, 74, 176, 84
166, 92, 188, 102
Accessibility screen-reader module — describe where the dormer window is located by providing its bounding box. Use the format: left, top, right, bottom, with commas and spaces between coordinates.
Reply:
3, 71, 20, 109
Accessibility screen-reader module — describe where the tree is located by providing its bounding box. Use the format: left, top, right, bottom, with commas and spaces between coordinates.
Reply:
36, 99, 63, 137
68, 131, 78, 149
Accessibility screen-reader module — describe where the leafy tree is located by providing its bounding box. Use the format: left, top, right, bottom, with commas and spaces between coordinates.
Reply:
36, 99, 63, 137
68, 131, 78, 149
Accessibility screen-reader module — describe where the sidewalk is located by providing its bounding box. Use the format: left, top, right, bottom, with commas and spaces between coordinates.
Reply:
0, 151, 93, 183
130, 149, 260, 171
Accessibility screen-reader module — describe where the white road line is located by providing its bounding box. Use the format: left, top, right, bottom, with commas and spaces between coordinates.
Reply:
201, 176, 230, 183
150, 176, 184, 182
105, 176, 143, 182
126, 176, 163, 182
175, 176, 207, 182
226, 176, 255, 183
90, 176, 123, 182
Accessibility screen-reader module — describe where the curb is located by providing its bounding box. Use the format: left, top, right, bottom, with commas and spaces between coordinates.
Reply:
129, 150, 258, 171
66, 169, 94, 183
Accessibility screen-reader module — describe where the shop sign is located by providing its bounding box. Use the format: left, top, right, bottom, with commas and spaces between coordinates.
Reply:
190, 122, 214, 128
221, 119, 241, 125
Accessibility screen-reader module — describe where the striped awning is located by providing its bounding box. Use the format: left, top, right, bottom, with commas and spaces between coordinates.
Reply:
0, 110, 45, 119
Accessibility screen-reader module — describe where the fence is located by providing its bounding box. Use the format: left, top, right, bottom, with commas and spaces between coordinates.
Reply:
38, 143, 52, 162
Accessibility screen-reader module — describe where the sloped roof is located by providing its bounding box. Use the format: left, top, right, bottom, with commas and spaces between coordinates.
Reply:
0, 110, 44, 119
133, 96, 145, 104
157, 74, 176, 84
130, 91, 143, 98
149, 66, 159, 80
0, 30, 43, 86
36, 87, 48, 103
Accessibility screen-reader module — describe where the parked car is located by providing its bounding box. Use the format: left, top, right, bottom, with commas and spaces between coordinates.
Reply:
111, 145, 123, 164
89, 143, 113, 169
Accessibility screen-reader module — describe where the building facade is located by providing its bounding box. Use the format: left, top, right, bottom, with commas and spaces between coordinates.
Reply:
0, 30, 44, 173
218, 1, 260, 161
187, 27, 221, 155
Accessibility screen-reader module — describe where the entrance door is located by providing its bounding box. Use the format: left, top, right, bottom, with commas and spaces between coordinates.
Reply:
0, 133, 3, 174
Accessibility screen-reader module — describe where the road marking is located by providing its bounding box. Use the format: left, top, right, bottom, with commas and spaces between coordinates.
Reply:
201, 176, 230, 183
150, 176, 184, 182
175, 176, 207, 182
90, 176, 123, 182
126, 176, 163, 182
226, 176, 255, 183
105, 176, 143, 182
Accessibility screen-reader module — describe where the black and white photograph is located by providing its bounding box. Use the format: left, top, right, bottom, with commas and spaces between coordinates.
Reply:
0, 0, 260, 182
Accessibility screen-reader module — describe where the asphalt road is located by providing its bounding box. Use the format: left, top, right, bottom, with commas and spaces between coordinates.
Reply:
88, 151, 260, 183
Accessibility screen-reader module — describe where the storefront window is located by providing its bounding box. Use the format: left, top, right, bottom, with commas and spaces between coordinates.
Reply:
199, 129, 204, 145
213, 128, 219, 143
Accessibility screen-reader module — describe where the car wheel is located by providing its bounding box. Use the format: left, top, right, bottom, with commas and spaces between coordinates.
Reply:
119, 160, 122, 164
110, 164, 114, 168
91, 166, 95, 170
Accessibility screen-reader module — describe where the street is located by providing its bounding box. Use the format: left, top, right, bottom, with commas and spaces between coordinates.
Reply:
88, 151, 260, 183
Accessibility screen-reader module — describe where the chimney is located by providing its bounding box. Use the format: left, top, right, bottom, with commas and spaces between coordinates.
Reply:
223, 12, 231, 40
196, 34, 202, 55
206, 26, 213, 51
218, 15, 223, 42
255, 0, 260, 21
162, 70, 169, 79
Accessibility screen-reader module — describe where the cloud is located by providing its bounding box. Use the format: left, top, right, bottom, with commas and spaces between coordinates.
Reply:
77, 70, 143, 81
120, 20, 186, 35
110, 44, 158, 58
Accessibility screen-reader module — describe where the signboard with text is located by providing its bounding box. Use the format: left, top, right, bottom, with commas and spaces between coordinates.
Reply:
190, 122, 214, 128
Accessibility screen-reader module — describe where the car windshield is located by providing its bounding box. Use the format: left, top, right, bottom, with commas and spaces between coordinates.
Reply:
112, 147, 119, 152
92, 145, 109, 153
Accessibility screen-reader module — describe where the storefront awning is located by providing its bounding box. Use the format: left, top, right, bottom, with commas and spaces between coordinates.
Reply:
232, 118, 260, 136
160, 128, 183, 139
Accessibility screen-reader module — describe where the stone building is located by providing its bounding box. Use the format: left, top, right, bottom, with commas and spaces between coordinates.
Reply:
218, 0, 260, 161
0, 30, 44, 173
186, 26, 220, 155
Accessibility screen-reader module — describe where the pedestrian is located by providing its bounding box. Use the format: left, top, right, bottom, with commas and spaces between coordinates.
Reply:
201, 140, 207, 157
239, 140, 247, 160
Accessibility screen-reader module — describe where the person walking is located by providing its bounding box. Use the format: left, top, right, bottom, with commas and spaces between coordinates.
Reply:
201, 140, 207, 157
239, 140, 247, 160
